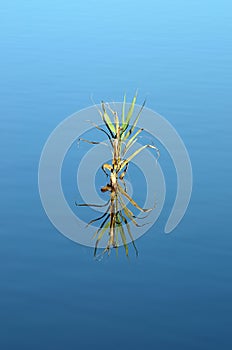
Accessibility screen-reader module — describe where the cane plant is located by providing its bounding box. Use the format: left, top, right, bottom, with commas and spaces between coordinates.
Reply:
76, 92, 159, 258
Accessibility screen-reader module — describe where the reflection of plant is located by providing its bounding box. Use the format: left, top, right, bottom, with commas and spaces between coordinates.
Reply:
76, 93, 159, 258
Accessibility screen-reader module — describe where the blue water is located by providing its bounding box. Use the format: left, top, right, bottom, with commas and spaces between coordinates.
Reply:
1, 1, 232, 349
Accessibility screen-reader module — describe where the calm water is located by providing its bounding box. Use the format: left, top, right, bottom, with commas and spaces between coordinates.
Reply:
1, 1, 232, 349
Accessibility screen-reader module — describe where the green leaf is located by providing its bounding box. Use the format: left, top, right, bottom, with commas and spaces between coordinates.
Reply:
120, 91, 137, 137
118, 220, 129, 256
93, 221, 110, 257
125, 91, 137, 125
119, 144, 159, 171
122, 128, 144, 156
101, 102, 116, 137
121, 93, 126, 124
119, 212, 138, 256
123, 99, 146, 141
97, 221, 110, 241
115, 112, 120, 135
92, 215, 110, 240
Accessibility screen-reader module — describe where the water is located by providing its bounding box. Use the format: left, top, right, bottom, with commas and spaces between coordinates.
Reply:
1, 1, 232, 349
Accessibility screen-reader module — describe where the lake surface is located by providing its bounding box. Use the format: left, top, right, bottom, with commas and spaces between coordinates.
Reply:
1, 1, 232, 349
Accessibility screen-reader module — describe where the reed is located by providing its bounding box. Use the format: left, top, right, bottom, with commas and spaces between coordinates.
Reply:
76, 93, 159, 257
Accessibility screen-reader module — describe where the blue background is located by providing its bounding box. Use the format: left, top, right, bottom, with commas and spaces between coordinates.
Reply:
1, 1, 232, 349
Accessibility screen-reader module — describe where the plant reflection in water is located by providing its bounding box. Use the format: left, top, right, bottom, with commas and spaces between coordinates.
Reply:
76, 93, 159, 258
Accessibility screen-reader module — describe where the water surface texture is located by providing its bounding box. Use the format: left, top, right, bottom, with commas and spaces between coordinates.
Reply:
1, 1, 232, 349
